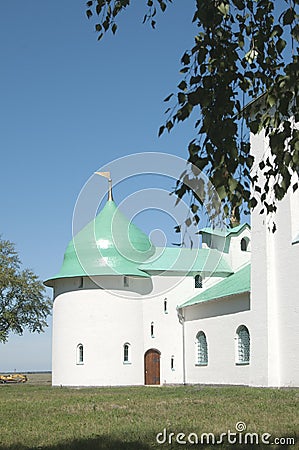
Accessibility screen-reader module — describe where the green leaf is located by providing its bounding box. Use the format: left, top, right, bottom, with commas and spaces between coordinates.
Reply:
185, 217, 192, 227
291, 24, 299, 41
181, 52, 190, 65
159, 1, 167, 12
178, 80, 187, 91
217, 185, 227, 200
166, 120, 173, 132
218, 2, 230, 17
191, 203, 199, 213
178, 92, 186, 104
164, 93, 173, 102
282, 8, 295, 25
228, 177, 238, 192
276, 38, 286, 54
158, 125, 165, 137
267, 94, 276, 108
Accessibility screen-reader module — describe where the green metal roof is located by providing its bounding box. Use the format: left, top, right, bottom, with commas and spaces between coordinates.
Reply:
180, 263, 250, 307
199, 223, 250, 237
45, 200, 155, 285
139, 247, 232, 276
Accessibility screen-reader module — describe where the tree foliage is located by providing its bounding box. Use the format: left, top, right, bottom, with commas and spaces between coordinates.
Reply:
0, 238, 51, 343
86, 0, 299, 227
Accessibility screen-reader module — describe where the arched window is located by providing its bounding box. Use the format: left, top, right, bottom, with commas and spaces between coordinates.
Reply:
123, 343, 131, 364
151, 322, 154, 338
164, 298, 168, 314
77, 344, 84, 364
195, 274, 203, 288
236, 325, 250, 364
240, 237, 250, 252
196, 331, 208, 365
171, 355, 175, 371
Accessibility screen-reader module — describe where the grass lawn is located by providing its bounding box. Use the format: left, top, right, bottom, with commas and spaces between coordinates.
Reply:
0, 376, 297, 449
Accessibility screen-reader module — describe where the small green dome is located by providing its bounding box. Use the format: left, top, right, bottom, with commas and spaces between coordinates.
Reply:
45, 200, 155, 284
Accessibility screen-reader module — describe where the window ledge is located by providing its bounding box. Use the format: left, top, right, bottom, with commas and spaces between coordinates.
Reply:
236, 362, 249, 366
123, 361, 132, 365
76, 362, 84, 365
195, 363, 208, 367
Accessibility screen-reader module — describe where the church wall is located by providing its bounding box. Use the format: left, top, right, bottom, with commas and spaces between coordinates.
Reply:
228, 229, 251, 272
250, 130, 299, 387
141, 275, 192, 384
183, 294, 252, 385
184, 295, 250, 321
52, 277, 146, 386
140, 274, 233, 385
270, 190, 299, 386
249, 131, 278, 387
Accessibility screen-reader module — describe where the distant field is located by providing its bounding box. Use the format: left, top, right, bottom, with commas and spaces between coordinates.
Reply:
0, 383, 297, 450
25, 372, 52, 385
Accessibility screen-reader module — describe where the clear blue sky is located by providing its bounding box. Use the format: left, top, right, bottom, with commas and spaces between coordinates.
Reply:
0, 1, 243, 371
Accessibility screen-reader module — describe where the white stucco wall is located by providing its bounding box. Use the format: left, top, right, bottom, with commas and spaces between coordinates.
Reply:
228, 229, 251, 271
250, 130, 299, 387
52, 276, 146, 386
52, 270, 237, 387
183, 294, 252, 385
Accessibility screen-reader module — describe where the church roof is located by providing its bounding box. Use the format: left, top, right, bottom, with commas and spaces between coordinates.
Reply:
44, 200, 155, 286
199, 223, 250, 237
45, 187, 235, 286
180, 263, 250, 307
139, 247, 232, 276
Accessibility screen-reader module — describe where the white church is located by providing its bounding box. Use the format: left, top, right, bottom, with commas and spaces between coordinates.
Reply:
45, 130, 299, 388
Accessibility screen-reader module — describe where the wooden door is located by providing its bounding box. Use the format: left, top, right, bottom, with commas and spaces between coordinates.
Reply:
144, 349, 160, 385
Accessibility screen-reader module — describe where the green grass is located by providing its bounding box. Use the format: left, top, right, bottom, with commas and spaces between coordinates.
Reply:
0, 381, 297, 449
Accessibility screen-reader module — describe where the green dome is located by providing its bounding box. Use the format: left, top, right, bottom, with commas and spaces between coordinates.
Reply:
45, 200, 155, 284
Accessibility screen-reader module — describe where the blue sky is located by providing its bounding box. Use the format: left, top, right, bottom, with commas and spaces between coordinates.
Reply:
0, 1, 251, 371
0, 0, 200, 371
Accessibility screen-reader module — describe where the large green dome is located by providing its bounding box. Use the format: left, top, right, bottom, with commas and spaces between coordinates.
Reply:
45, 200, 155, 285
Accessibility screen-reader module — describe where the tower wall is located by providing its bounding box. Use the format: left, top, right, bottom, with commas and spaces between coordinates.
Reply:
250, 130, 299, 387
52, 277, 146, 386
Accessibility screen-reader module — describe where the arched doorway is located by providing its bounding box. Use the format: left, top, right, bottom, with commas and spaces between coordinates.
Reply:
144, 349, 160, 385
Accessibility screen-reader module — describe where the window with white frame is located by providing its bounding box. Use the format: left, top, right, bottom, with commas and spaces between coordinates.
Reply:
196, 331, 208, 365
195, 274, 203, 288
171, 355, 175, 371
240, 237, 250, 252
164, 298, 168, 314
77, 343, 84, 364
236, 325, 250, 364
123, 343, 131, 364
151, 322, 155, 338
